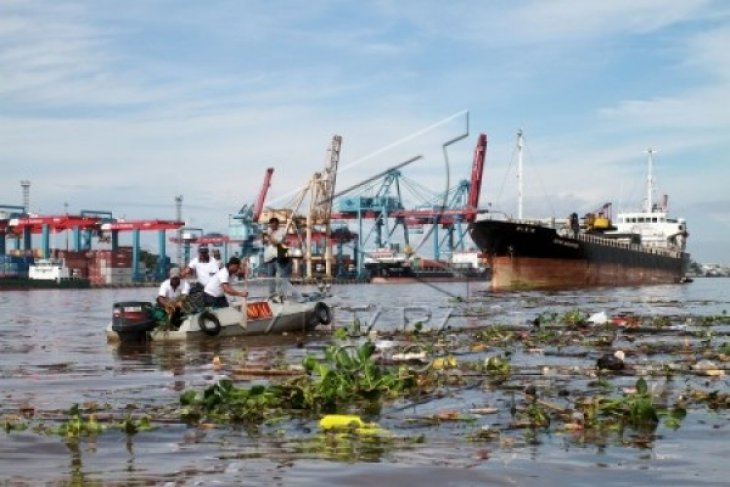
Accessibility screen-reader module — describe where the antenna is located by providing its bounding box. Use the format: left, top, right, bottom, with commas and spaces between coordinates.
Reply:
646, 148, 656, 213
20, 180, 30, 214
516, 130, 524, 220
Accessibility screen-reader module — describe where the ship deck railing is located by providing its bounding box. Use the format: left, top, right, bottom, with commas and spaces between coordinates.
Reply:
574, 232, 683, 259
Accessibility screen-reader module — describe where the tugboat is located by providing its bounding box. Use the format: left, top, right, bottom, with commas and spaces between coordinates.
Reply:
363, 246, 490, 283
469, 134, 690, 290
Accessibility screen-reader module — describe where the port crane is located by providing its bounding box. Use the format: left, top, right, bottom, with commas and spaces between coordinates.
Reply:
331, 133, 487, 274
260, 135, 343, 281
230, 167, 274, 258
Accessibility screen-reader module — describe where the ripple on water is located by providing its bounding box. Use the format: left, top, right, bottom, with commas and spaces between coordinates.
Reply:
0, 279, 729, 484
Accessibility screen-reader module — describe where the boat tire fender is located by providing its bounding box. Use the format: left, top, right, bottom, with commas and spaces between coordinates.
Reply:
315, 302, 332, 325
198, 311, 222, 336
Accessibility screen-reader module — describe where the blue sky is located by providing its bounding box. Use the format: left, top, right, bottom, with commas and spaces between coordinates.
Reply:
2, 0, 729, 263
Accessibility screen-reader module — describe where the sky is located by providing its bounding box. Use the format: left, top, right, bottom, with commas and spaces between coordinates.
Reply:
1, 0, 729, 263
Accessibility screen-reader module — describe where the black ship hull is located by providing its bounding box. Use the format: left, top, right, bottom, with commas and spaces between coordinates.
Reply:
0, 277, 91, 291
468, 219, 689, 290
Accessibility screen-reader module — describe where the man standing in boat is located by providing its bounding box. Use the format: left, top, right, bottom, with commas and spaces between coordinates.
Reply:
183, 245, 219, 289
203, 256, 248, 308
262, 217, 292, 297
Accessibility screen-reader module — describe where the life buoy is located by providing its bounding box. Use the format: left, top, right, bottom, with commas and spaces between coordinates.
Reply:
198, 311, 222, 336
315, 302, 332, 325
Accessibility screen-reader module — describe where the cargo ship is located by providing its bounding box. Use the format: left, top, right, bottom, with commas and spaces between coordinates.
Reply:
0, 257, 90, 290
468, 141, 690, 290
363, 248, 490, 283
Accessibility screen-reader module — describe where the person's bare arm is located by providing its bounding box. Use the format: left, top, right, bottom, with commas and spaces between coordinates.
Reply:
223, 282, 248, 298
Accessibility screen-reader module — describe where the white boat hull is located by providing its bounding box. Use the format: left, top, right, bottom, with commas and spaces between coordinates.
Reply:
106, 298, 331, 343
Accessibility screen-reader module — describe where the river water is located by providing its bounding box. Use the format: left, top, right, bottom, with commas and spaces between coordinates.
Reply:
1, 279, 729, 485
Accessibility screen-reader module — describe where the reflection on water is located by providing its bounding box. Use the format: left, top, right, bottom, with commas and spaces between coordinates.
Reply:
0, 279, 729, 485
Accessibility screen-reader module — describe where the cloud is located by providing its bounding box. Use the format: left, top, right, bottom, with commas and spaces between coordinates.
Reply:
388, 0, 714, 46
2, 0, 730, 263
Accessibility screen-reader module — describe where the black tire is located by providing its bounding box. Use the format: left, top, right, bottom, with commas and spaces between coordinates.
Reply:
198, 311, 222, 336
314, 302, 332, 325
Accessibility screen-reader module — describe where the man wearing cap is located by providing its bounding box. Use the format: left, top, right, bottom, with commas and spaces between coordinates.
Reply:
157, 267, 190, 306
184, 245, 220, 287
262, 217, 292, 296
157, 268, 190, 326
203, 256, 248, 308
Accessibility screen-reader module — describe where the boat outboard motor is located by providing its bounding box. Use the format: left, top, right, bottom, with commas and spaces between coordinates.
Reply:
112, 302, 157, 342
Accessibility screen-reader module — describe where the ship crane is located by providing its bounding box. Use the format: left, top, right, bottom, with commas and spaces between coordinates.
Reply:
331, 133, 487, 273
229, 167, 275, 258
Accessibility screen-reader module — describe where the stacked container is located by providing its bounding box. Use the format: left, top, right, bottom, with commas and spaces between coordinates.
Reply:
0, 255, 32, 278
88, 247, 134, 285
53, 250, 89, 278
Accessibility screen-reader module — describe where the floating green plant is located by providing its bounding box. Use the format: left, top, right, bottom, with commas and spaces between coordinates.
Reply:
53, 404, 103, 438
179, 342, 419, 424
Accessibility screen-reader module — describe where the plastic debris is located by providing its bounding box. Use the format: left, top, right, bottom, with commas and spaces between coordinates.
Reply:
587, 311, 609, 325
432, 356, 458, 370
318, 414, 386, 435
692, 360, 725, 377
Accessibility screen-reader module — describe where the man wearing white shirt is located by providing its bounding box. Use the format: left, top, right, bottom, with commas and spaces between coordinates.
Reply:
203, 256, 248, 308
157, 268, 190, 306
262, 217, 292, 296
184, 245, 219, 287
157, 267, 190, 326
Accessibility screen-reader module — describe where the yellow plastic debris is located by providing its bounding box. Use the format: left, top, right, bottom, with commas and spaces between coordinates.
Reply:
319, 414, 365, 430
432, 356, 458, 370
318, 415, 387, 436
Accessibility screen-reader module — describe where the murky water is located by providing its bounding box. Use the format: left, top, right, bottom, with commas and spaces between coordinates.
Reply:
1, 279, 729, 485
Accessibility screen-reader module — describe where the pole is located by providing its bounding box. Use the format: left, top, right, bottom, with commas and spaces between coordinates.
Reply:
41, 224, 50, 259
132, 228, 141, 282
517, 129, 524, 221
157, 229, 166, 281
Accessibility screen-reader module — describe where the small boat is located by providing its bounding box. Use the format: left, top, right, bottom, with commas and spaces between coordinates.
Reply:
106, 279, 332, 343
364, 247, 490, 283
0, 258, 91, 289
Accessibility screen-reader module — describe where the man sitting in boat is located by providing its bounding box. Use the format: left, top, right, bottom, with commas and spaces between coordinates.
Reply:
157, 267, 190, 326
203, 256, 248, 308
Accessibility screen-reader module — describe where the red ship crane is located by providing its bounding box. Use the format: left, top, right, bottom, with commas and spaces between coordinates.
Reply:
466, 133, 487, 222
253, 168, 274, 223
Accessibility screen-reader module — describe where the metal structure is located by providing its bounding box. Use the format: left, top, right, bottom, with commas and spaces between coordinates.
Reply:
101, 219, 185, 281
332, 133, 487, 274
20, 180, 30, 214
229, 167, 274, 259
0, 212, 184, 281
175, 195, 183, 266
278, 135, 342, 280
0, 204, 29, 255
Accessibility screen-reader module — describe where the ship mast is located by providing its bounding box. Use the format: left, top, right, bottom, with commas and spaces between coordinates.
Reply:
517, 129, 524, 220
645, 148, 655, 213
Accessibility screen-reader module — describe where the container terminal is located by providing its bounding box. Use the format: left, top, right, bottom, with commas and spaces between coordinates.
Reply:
1, 134, 489, 288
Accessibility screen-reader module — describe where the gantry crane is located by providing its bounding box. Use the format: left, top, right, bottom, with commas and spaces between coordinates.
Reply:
331, 133, 487, 273
229, 167, 274, 258
266, 135, 342, 281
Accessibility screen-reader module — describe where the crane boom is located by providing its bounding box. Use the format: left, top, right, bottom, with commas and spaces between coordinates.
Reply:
252, 168, 274, 223
466, 133, 487, 220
